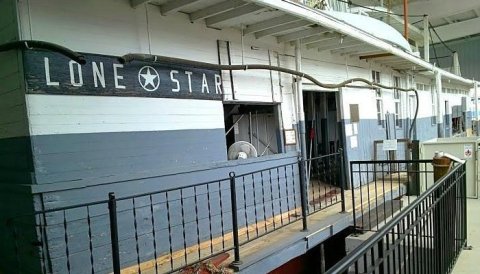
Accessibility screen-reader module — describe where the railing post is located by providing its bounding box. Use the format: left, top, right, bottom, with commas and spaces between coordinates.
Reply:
298, 157, 309, 231
377, 238, 385, 274
461, 164, 470, 249
350, 162, 357, 230
408, 140, 420, 195
108, 192, 121, 274
338, 148, 346, 213
229, 172, 242, 266
432, 153, 452, 274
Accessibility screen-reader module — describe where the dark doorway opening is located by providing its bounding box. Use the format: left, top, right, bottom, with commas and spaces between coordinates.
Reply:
303, 91, 342, 158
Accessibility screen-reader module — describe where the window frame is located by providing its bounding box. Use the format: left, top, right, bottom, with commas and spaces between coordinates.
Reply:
372, 70, 384, 127
393, 76, 402, 128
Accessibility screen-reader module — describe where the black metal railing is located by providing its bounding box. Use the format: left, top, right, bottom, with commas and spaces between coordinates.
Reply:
109, 178, 235, 273
6, 153, 344, 274
232, 162, 302, 245
305, 150, 346, 215
327, 161, 468, 274
350, 160, 434, 231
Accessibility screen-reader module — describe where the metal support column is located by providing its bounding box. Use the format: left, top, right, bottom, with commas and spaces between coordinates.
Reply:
295, 40, 307, 162
423, 15, 429, 62
475, 81, 478, 135
295, 40, 309, 230
435, 71, 444, 137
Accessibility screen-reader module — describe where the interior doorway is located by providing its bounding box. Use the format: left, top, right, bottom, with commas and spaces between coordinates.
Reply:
303, 90, 344, 208
303, 91, 343, 159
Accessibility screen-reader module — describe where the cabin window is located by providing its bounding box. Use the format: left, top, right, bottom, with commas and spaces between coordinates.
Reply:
393, 76, 402, 128
372, 71, 383, 127
224, 104, 281, 160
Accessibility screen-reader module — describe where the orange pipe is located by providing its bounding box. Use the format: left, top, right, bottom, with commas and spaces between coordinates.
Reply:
403, 0, 409, 39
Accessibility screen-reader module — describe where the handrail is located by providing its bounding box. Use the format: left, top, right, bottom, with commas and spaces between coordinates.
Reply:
351, 159, 432, 164
7, 154, 347, 274
326, 162, 466, 273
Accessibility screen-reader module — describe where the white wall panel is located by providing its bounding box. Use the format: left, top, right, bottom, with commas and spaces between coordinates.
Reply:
16, 0, 471, 134
26, 95, 225, 135
24, 0, 150, 56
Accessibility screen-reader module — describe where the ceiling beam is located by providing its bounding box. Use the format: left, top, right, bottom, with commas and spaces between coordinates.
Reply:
382, 61, 413, 67
371, 56, 403, 62
335, 47, 366, 56
431, 16, 480, 43
276, 26, 329, 43
130, 0, 150, 8
160, 0, 201, 15
306, 35, 342, 49
350, 50, 386, 59
206, 3, 264, 26
189, 0, 246, 21
330, 42, 366, 54
255, 20, 313, 39
393, 64, 416, 70
382, 59, 411, 64
443, 17, 453, 24
301, 32, 336, 45
316, 39, 361, 52
244, 15, 300, 35
359, 53, 394, 60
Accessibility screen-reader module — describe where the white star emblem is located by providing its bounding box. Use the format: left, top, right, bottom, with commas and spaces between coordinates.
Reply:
138, 66, 160, 91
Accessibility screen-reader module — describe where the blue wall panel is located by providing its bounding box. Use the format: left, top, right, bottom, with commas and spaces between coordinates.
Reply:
30, 152, 300, 273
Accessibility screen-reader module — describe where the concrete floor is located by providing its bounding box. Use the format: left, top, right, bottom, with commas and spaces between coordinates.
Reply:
452, 198, 480, 274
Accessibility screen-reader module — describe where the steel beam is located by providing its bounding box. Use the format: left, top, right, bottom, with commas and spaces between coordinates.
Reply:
206, 4, 264, 26
359, 53, 393, 60
350, 49, 385, 59
300, 32, 335, 45
316, 39, 361, 52
244, 15, 300, 35
382, 59, 412, 65
305, 35, 341, 50
334, 48, 363, 56
391, 64, 415, 70
189, 0, 246, 21
276, 26, 329, 43
372, 56, 403, 62
330, 41, 366, 54
255, 20, 313, 39
160, 0, 201, 15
